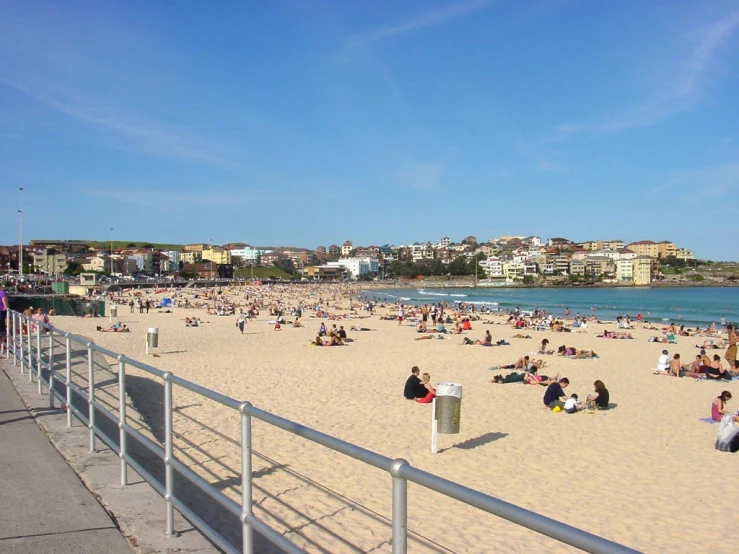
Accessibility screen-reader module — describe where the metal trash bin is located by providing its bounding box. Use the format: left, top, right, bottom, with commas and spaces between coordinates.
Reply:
110, 304, 118, 318
435, 383, 462, 434
147, 327, 159, 348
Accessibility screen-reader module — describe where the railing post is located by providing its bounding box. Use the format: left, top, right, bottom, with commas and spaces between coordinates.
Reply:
163, 372, 178, 537
240, 402, 254, 554
66, 334, 72, 428
5, 311, 10, 360
118, 355, 128, 486
48, 326, 55, 408
27, 318, 33, 383
36, 324, 42, 394
12, 313, 18, 367
390, 459, 409, 554
87, 342, 96, 452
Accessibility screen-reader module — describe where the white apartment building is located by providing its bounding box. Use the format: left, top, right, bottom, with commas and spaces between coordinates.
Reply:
230, 247, 265, 263
503, 261, 525, 280
479, 258, 504, 277
676, 248, 695, 260
410, 243, 434, 262
615, 259, 634, 282
325, 257, 378, 279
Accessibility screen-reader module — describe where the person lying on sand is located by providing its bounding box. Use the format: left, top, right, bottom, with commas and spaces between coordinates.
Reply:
97, 324, 129, 333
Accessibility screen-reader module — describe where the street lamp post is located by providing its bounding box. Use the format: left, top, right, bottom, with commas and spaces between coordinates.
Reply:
209, 239, 214, 281
18, 187, 24, 280
110, 227, 114, 275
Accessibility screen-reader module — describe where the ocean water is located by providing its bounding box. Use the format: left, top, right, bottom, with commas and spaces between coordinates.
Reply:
363, 286, 737, 327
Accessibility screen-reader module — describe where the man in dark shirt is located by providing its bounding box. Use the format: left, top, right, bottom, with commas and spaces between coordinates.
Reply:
403, 366, 425, 399
543, 377, 569, 409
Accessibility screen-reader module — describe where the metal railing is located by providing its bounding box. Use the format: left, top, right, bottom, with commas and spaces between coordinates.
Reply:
2, 310, 639, 554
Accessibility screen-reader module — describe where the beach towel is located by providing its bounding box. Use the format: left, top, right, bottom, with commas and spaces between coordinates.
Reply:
715, 412, 739, 452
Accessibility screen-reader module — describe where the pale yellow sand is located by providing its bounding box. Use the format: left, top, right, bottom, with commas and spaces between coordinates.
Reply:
52, 285, 738, 553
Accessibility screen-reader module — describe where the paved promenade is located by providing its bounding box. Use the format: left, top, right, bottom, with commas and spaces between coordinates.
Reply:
0, 367, 134, 554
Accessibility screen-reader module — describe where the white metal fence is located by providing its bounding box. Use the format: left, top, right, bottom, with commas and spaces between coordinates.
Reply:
2, 310, 639, 554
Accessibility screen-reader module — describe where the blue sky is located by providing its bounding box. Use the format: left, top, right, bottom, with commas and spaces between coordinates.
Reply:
1, 0, 738, 260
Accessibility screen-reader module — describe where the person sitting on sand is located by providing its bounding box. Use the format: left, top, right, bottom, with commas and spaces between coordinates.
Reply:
540, 338, 550, 353
563, 394, 582, 414
325, 332, 344, 346
293, 317, 303, 328
669, 353, 683, 377
543, 377, 569, 409
416, 321, 428, 333
404, 366, 428, 400
435, 321, 447, 334
471, 330, 492, 346
312, 334, 324, 346
705, 355, 732, 380
416, 373, 436, 403
712, 391, 739, 422
587, 380, 610, 409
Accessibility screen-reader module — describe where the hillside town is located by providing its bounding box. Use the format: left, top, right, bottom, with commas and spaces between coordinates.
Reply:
0, 236, 702, 286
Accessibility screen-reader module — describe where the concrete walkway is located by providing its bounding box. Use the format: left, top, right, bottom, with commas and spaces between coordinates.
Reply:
0, 368, 135, 554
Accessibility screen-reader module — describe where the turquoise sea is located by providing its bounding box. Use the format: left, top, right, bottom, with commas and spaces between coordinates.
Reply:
363, 286, 737, 327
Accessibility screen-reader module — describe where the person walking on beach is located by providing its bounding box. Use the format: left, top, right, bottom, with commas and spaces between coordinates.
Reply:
397, 305, 404, 326
725, 325, 737, 368
236, 310, 247, 334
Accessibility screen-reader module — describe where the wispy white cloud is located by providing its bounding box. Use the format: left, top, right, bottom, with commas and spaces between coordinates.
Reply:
652, 161, 739, 198
0, 77, 234, 167
549, 10, 739, 141
87, 187, 252, 207
340, 0, 494, 60
400, 164, 445, 192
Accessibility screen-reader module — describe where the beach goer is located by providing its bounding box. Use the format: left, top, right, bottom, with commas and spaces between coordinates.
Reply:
712, 391, 739, 422
404, 366, 425, 400
705, 355, 731, 380
96, 324, 129, 333
587, 380, 610, 409
313, 334, 324, 346
0, 284, 8, 340
563, 394, 580, 414
540, 338, 550, 353
473, 330, 492, 345
669, 354, 683, 377
543, 378, 569, 409
726, 325, 737, 367
236, 310, 247, 334
415, 373, 436, 404
318, 323, 327, 337
655, 350, 670, 373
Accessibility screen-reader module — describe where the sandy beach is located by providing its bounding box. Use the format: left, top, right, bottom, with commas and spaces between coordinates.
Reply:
49, 284, 738, 553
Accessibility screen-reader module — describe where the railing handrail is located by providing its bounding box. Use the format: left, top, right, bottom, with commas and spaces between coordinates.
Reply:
3, 310, 640, 554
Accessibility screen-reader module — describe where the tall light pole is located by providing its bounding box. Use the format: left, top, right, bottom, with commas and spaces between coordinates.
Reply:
18, 187, 24, 279
110, 227, 114, 275
209, 239, 214, 280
